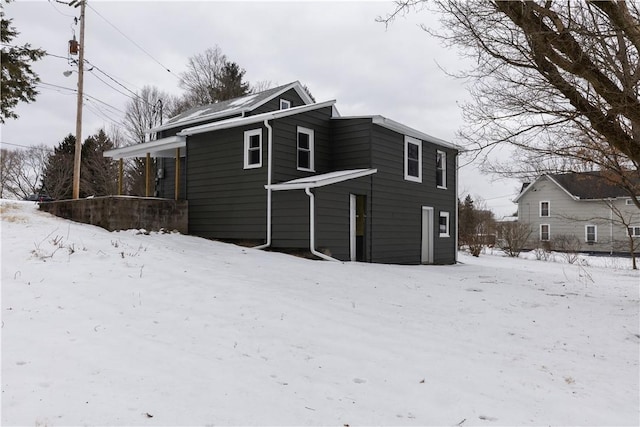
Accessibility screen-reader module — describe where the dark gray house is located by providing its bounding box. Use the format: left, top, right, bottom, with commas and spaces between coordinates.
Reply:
105, 82, 459, 264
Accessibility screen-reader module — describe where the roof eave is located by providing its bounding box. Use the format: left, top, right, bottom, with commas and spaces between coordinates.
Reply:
103, 135, 186, 159
179, 100, 337, 136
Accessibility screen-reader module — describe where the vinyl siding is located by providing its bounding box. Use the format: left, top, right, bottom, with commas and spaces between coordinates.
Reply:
186, 125, 268, 241
330, 118, 373, 169
271, 106, 333, 183
250, 88, 307, 115
315, 178, 372, 261
518, 176, 640, 253
156, 156, 186, 200
369, 125, 457, 264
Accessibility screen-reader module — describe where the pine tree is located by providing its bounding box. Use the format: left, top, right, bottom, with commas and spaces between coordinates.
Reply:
42, 135, 75, 200
211, 61, 250, 102
0, 7, 46, 122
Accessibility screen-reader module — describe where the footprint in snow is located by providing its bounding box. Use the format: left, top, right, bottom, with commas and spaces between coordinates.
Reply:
353, 378, 367, 384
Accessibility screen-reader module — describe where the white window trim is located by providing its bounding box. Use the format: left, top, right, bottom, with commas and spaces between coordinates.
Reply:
439, 211, 450, 237
540, 201, 550, 217
540, 224, 550, 241
629, 226, 640, 237
280, 99, 291, 109
585, 225, 597, 243
436, 150, 447, 189
297, 126, 315, 172
243, 128, 262, 169
626, 198, 637, 206
404, 136, 422, 183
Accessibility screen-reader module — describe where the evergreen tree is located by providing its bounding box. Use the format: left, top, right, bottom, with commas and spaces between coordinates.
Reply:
0, 6, 46, 122
212, 61, 250, 101
42, 134, 75, 200
81, 129, 117, 197
42, 130, 118, 199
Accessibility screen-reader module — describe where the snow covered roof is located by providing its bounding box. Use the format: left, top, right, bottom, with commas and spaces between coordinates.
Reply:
178, 100, 337, 136
149, 81, 314, 133
266, 169, 378, 191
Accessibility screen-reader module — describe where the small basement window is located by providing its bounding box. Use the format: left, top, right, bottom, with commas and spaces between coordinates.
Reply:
297, 126, 314, 171
439, 211, 450, 237
404, 136, 422, 183
243, 129, 262, 169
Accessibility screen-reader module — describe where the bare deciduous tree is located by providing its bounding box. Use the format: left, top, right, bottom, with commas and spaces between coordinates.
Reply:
178, 46, 227, 109
496, 221, 532, 258
380, 1, 640, 202
122, 86, 170, 196
0, 144, 50, 199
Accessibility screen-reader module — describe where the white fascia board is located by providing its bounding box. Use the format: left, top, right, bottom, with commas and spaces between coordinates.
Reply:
266, 168, 377, 191
371, 116, 460, 151
179, 100, 337, 136
148, 110, 245, 134
103, 135, 186, 159
249, 81, 314, 112
513, 176, 542, 203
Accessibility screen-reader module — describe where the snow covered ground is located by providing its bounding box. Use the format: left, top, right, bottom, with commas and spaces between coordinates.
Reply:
1, 200, 639, 426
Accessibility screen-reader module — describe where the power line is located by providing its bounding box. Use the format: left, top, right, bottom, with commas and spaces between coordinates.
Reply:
86, 2, 181, 80
0, 141, 53, 151
37, 81, 125, 114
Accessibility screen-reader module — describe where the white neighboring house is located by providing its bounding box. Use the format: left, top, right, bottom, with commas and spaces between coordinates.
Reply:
515, 172, 640, 254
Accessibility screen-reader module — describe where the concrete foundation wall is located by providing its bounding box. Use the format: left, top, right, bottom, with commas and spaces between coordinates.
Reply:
39, 196, 188, 234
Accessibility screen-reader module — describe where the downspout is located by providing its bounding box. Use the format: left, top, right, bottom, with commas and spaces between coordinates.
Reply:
610, 200, 614, 255
254, 119, 273, 250
305, 187, 340, 262
455, 152, 459, 263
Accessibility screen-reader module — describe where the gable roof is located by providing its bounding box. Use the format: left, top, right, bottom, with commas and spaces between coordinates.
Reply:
515, 171, 639, 202
178, 100, 337, 136
104, 101, 337, 159
149, 81, 314, 133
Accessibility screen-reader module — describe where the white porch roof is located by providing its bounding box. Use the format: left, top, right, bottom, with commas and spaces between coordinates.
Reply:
103, 135, 186, 160
265, 169, 377, 191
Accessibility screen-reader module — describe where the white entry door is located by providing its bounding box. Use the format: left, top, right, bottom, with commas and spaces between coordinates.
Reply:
421, 206, 434, 264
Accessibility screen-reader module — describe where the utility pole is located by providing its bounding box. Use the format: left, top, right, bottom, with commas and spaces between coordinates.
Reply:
71, 0, 85, 199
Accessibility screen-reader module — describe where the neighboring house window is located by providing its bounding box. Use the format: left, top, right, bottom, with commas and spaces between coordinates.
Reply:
297, 126, 314, 171
404, 136, 422, 183
243, 129, 262, 169
280, 99, 291, 109
585, 225, 597, 243
439, 211, 450, 237
436, 150, 446, 189
540, 224, 550, 241
628, 226, 640, 237
540, 201, 550, 217
626, 198, 636, 206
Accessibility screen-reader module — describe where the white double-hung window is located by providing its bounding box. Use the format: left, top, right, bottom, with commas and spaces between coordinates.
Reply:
404, 136, 422, 182
243, 129, 262, 169
297, 126, 314, 171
